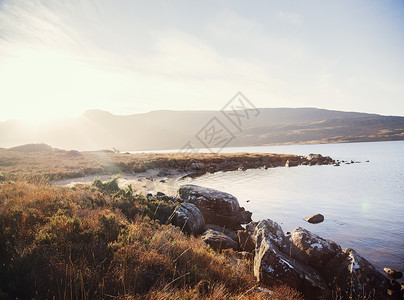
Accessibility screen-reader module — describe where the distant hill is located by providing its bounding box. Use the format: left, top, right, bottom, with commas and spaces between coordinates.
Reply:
1, 108, 403, 151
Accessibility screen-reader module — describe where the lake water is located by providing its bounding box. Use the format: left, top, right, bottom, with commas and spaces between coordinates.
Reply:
179, 141, 404, 272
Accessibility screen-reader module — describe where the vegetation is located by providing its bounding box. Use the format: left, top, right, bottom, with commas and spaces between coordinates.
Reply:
0, 177, 304, 299
0, 145, 310, 299
0, 145, 303, 184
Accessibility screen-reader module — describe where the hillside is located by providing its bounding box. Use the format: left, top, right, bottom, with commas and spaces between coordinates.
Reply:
1, 108, 403, 151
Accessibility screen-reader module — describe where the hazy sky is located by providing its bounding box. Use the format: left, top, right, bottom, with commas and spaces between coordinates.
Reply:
0, 0, 403, 122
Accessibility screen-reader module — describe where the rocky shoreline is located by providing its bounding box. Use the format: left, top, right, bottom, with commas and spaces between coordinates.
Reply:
171, 184, 403, 299
49, 151, 403, 298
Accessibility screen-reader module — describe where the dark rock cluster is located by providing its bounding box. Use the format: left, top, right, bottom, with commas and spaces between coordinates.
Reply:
173, 183, 400, 299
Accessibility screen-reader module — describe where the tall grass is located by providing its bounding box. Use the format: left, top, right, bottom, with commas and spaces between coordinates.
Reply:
1, 181, 288, 299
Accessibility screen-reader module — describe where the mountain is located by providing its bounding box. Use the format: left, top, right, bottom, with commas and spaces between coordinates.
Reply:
1, 108, 403, 151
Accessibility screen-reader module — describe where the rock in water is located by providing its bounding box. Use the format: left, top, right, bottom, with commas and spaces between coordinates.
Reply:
173, 203, 205, 235
202, 229, 238, 251
384, 268, 403, 280
304, 213, 324, 224
177, 184, 251, 228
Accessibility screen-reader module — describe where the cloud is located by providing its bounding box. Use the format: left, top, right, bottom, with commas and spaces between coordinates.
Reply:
277, 11, 303, 25
0, 0, 403, 120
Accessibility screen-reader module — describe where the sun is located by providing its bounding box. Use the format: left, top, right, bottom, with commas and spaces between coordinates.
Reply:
0, 49, 93, 124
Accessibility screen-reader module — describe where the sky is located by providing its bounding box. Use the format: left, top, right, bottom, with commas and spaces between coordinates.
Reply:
0, 0, 403, 123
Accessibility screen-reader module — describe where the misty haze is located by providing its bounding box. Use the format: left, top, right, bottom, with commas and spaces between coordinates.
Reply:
1, 1, 403, 299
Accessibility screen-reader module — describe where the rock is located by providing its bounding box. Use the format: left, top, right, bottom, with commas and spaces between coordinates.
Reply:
205, 224, 238, 242
190, 162, 205, 171
304, 213, 324, 224
202, 229, 238, 251
238, 209, 252, 224
252, 219, 289, 250
323, 248, 388, 299
159, 179, 166, 183
237, 230, 255, 253
384, 268, 403, 280
387, 280, 402, 299
285, 160, 299, 167
173, 203, 205, 235
290, 227, 342, 272
156, 191, 166, 196
307, 153, 322, 161
253, 220, 327, 298
177, 185, 242, 228
345, 248, 388, 299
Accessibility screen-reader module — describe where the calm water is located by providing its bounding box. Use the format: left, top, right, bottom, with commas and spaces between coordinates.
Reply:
180, 141, 404, 272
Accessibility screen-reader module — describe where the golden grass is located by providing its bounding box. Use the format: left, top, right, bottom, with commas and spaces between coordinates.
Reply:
1, 181, 304, 299
0, 147, 299, 183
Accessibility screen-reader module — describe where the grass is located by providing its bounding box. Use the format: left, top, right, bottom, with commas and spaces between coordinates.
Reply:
0, 145, 309, 299
0, 145, 304, 184
0, 179, 304, 299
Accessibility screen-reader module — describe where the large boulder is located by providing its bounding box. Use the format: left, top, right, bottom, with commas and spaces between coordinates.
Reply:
343, 248, 387, 299
290, 227, 342, 272
202, 229, 238, 251
177, 185, 250, 228
253, 220, 327, 298
173, 203, 205, 235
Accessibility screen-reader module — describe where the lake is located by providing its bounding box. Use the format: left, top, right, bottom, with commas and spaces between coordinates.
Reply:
179, 141, 404, 272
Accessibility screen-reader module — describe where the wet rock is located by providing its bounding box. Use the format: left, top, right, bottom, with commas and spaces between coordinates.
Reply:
384, 268, 403, 280
202, 229, 238, 251
304, 213, 324, 224
290, 227, 342, 272
177, 184, 243, 228
173, 203, 205, 235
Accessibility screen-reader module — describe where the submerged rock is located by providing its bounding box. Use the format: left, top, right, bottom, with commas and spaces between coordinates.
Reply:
304, 213, 324, 224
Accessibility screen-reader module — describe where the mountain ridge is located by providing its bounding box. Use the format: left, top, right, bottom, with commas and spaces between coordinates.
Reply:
1, 107, 403, 151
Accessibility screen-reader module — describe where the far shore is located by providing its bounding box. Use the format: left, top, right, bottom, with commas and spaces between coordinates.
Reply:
0, 145, 335, 184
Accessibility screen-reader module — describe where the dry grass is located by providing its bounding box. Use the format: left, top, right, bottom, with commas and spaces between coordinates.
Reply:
0, 145, 308, 299
0, 146, 301, 183
1, 180, 303, 299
